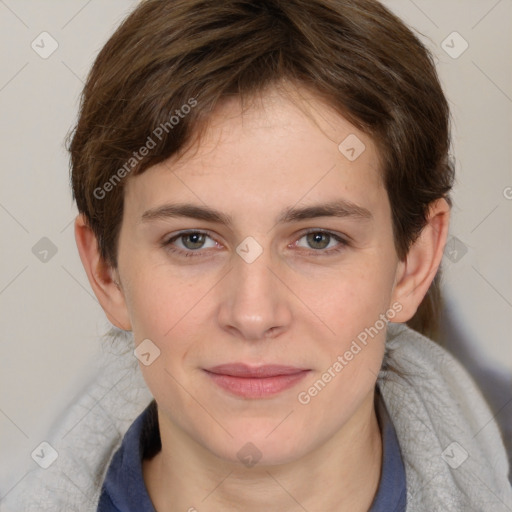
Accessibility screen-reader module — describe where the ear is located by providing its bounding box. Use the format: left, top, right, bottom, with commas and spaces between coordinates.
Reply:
74, 214, 132, 331
390, 198, 451, 323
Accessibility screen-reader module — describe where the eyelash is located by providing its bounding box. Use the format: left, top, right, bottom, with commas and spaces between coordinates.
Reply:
161, 229, 349, 258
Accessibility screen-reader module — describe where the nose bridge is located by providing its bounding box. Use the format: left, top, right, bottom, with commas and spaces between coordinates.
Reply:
235, 250, 275, 301
218, 243, 291, 340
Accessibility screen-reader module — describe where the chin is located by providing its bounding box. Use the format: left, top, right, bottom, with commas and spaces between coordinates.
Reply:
202, 424, 310, 468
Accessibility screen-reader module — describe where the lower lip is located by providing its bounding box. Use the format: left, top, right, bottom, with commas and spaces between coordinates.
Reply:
204, 370, 310, 398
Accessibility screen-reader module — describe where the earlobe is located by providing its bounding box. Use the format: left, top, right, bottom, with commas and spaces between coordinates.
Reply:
74, 214, 132, 331
390, 198, 451, 323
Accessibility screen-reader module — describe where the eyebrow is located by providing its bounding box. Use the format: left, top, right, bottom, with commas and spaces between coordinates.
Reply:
140, 199, 373, 226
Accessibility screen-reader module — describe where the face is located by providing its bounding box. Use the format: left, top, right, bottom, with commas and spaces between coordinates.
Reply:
115, 86, 402, 465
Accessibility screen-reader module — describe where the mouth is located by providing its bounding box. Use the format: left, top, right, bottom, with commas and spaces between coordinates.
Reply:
203, 364, 311, 399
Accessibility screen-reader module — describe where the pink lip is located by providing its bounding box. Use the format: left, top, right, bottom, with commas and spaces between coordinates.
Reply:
204, 364, 310, 398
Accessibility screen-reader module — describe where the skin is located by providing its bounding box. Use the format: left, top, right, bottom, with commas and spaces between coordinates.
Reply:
75, 84, 450, 511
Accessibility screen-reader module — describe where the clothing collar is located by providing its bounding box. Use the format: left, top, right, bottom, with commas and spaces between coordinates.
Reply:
98, 388, 406, 511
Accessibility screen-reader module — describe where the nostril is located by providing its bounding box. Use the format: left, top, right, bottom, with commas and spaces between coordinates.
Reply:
264, 327, 278, 338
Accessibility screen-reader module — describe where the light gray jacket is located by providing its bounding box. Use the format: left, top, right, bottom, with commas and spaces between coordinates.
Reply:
2, 323, 512, 511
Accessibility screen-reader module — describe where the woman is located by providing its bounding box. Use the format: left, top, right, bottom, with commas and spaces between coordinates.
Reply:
9, 0, 512, 510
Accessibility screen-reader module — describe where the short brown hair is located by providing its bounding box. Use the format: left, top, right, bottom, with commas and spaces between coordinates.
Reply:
67, 0, 454, 339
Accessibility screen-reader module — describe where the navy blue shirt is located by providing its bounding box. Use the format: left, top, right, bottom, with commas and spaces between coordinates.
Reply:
97, 387, 406, 511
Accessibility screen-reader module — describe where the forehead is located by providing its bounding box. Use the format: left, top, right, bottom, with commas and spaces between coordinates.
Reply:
124, 85, 386, 222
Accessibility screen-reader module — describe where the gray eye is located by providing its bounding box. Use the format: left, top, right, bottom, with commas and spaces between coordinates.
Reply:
180, 233, 208, 250
304, 232, 332, 250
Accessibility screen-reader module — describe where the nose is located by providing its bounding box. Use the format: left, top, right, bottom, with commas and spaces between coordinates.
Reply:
217, 247, 292, 341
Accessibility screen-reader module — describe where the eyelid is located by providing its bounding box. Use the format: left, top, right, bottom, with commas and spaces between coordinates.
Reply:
160, 229, 219, 258
292, 229, 350, 253
164, 228, 217, 242
297, 228, 351, 244
162, 228, 350, 258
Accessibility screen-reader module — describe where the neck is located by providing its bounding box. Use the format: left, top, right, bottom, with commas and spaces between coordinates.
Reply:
143, 389, 382, 512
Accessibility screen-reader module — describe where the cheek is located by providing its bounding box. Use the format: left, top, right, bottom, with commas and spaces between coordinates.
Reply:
298, 254, 397, 411
129, 282, 203, 349
294, 260, 394, 423
122, 272, 209, 411
122, 265, 222, 393
316, 257, 396, 341
122, 252, 207, 337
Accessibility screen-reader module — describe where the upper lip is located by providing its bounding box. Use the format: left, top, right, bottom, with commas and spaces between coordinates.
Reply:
205, 364, 308, 378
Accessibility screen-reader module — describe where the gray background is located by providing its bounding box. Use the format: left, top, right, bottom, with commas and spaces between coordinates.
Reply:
1, 0, 511, 499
